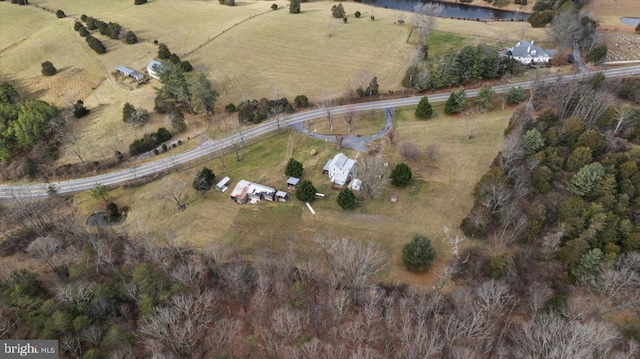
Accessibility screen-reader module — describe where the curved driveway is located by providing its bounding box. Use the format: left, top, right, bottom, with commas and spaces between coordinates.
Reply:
2, 66, 639, 198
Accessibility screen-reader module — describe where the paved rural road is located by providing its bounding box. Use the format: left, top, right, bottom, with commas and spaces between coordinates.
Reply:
2, 66, 640, 199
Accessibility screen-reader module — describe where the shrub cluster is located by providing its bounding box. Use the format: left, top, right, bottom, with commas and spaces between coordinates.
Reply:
237, 97, 293, 124
81, 15, 138, 45
129, 128, 172, 156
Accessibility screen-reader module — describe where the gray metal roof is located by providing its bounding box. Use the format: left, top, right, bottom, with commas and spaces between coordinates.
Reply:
116, 66, 144, 81
510, 40, 549, 59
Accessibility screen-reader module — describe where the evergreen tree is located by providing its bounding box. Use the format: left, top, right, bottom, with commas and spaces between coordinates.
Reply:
506, 86, 526, 105
41, 61, 57, 76
390, 162, 412, 187
290, 0, 300, 14
337, 187, 357, 210
56, 10, 66, 18
285, 158, 303, 178
122, 102, 135, 123
295, 179, 316, 202
157, 43, 171, 60
125, 31, 137, 44
444, 88, 466, 115
415, 96, 433, 119
294, 95, 309, 108
402, 234, 436, 272
73, 100, 90, 118
475, 84, 495, 110
192, 167, 216, 191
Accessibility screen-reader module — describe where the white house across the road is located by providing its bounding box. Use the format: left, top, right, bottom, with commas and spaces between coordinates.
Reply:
146, 60, 164, 80
506, 40, 551, 65
323, 153, 357, 187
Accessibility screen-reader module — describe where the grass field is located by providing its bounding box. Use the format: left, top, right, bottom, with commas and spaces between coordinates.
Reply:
587, 0, 640, 31
77, 104, 512, 285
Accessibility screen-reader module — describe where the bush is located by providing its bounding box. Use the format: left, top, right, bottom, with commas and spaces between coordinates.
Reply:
331, 3, 345, 18
506, 86, 526, 104
586, 45, 608, 65
181, 61, 193, 72
285, 158, 303, 178
271, 3, 278, 10
41, 61, 57, 76
56, 10, 66, 18
402, 234, 436, 272
225, 103, 236, 113
73, 100, 90, 118
337, 187, 357, 210
157, 43, 171, 59
415, 96, 433, 119
528, 10, 553, 28
290, 0, 300, 14
294, 95, 309, 108
355, 11, 361, 18
125, 31, 137, 44
295, 180, 316, 202
390, 162, 412, 187
134, 0, 148, 4
129, 128, 172, 156
169, 53, 181, 65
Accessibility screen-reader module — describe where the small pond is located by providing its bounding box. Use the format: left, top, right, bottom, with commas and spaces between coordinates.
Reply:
621, 17, 640, 27
86, 212, 127, 227
366, 0, 529, 21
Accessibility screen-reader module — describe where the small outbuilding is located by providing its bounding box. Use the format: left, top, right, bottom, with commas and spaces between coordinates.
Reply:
116, 66, 144, 81
287, 177, 300, 191
349, 178, 362, 191
276, 191, 288, 202
215, 176, 231, 192
146, 60, 164, 80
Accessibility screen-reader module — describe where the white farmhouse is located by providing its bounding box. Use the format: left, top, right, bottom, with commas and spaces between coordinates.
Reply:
323, 153, 357, 187
146, 60, 164, 80
507, 40, 550, 65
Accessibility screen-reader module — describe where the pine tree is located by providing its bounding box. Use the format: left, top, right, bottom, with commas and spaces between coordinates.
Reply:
444, 88, 466, 115
390, 162, 412, 187
285, 158, 303, 178
73, 100, 90, 118
193, 167, 216, 191
415, 96, 433, 119
295, 180, 316, 202
337, 187, 357, 210
402, 234, 436, 272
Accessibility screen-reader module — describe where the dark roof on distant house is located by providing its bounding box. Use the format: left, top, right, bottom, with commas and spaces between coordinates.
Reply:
116, 66, 144, 81
509, 40, 549, 59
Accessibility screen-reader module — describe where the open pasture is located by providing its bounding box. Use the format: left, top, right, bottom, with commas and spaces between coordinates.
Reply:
78, 104, 512, 284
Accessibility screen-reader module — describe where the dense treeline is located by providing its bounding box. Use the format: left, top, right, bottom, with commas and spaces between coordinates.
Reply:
79, 14, 138, 46
403, 44, 509, 92
460, 74, 640, 342
128, 127, 171, 156
0, 83, 60, 162
0, 195, 638, 358
237, 97, 293, 124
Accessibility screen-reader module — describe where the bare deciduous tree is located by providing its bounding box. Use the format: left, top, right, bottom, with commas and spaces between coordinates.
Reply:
160, 178, 189, 211
358, 155, 389, 199
317, 98, 335, 133
411, 3, 444, 49
399, 141, 421, 161
344, 106, 356, 133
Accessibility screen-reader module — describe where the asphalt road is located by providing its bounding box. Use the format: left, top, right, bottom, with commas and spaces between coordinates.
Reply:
2, 65, 639, 199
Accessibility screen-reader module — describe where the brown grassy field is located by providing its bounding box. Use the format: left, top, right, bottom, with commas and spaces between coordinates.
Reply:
587, 0, 640, 31
77, 104, 512, 285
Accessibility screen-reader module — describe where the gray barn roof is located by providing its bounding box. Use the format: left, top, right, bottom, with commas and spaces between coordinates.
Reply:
116, 66, 144, 81
510, 40, 549, 59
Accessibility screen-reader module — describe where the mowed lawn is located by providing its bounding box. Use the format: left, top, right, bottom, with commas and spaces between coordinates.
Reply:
78, 105, 511, 285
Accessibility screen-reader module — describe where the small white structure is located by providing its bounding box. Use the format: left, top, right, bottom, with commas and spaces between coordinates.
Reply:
116, 66, 144, 81
146, 60, 164, 80
507, 40, 550, 65
287, 177, 300, 191
323, 153, 357, 186
276, 191, 288, 202
229, 180, 277, 204
349, 178, 362, 191
215, 176, 231, 192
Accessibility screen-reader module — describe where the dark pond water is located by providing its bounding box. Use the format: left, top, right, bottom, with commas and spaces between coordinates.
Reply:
365, 0, 529, 21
